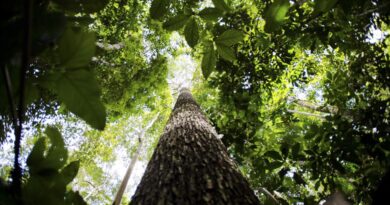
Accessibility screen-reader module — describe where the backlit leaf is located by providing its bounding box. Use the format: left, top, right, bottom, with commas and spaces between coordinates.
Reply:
198, 8, 223, 21
26, 138, 46, 172
212, 0, 231, 12
264, 0, 290, 32
55, 69, 106, 130
58, 27, 96, 69
184, 18, 199, 48
216, 44, 236, 62
150, 0, 169, 20
45, 127, 68, 170
201, 42, 216, 79
61, 161, 80, 184
215, 29, 244, 46
163, 14, 190, 31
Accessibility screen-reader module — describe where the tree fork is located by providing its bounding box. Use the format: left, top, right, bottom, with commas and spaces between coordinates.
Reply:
130, 88, 260, 205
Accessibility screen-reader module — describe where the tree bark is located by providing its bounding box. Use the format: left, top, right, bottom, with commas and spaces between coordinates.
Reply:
130, 88, 260, 205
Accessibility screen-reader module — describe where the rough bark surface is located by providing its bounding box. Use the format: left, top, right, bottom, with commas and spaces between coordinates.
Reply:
130, 89, 260, 205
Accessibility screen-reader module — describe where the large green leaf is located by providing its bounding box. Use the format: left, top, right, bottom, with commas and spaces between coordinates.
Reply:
212, 0, 230, 12
216, 44, 236, 62
45, 126, 65, 147
61, 161, 80, 184
264, 0, 290, 32
150, 0, 170, 20
58, 27, 96, 69
184, 18, 199, 48
65, 191, 87, 205
163, 14, 190, 31
45, 127, 68, 170
198, 8, 223, 21
55, 69, 106, 130
26, 138, 46, 173
215, 29, 244, 46
201, 42, 216, 79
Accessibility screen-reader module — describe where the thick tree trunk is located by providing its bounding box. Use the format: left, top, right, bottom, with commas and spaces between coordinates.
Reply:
130, 88, 260, 205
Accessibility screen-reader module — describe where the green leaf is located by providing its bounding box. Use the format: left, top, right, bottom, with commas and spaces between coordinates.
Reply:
184, 18, 199, 48
198, 8, 223, 21
215, 29, 244, 46
45, 127, 68, 170
58, 27, 96, 69
163, 14, 190, 31
314, 0, 338, 14
55, 69, 106, 130
150, 0, 169, 20
45, 126, 65, 147
293, 172, 306, 185
331, 158, 346, 174
212, 0, 231, 12
201, 42, 216, 79
26, 138, 46, 172
280, 142, 289, 158
264, 150, 283, 161
216, 44, 236, 62
268, 161, 283, 170
291, 143, 301, 159
65, 191, 87, 205
61, 161, 80, 184
264, 0, 290, 32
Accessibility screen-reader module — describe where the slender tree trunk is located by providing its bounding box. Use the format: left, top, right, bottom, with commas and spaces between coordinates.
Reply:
113, 113, 160, 205
130, 88, 260, 205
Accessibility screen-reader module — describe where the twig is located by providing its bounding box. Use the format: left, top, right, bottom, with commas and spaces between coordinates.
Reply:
357, 2, 390, 17
287, 109, 329, 119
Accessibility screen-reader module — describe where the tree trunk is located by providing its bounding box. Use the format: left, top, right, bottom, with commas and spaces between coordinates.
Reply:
130, 88, 260, 205
113, 112, 160, 205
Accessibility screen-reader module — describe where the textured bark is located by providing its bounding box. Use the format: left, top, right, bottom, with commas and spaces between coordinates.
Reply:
130, 89, 260, 205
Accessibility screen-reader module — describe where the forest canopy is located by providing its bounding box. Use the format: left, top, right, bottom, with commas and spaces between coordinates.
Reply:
0, 0, 389, 204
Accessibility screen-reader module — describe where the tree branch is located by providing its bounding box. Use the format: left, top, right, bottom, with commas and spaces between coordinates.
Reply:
258, 187, 280, 204
287, 109, 328, 119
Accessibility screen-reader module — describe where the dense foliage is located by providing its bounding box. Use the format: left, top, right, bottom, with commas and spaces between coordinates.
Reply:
1, 0, 389, 204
